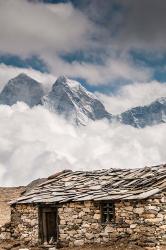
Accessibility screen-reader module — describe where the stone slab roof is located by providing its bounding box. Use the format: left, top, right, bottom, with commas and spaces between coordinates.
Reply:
11, 164, 166, 204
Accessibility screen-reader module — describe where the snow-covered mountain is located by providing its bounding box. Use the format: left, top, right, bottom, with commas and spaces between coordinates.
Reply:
116, 97, 166, 128
0, 73, 165, 128
42, 76, 111, 125
0, 73, 44, 107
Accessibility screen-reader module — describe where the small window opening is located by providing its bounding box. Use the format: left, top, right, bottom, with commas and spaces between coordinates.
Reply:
101, 202, 115, 224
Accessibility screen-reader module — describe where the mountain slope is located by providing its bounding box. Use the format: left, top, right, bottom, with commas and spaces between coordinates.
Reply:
0, 73, 165, 128
42, 76, 111, 125
116, 97, 166, 128
0, 73, 44, 107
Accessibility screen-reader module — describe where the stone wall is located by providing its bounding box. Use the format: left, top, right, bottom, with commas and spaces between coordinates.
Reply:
11, 204, 39, 245
58, 192, 166, 248
3, 191, 165, 249
0, 187, 25, 227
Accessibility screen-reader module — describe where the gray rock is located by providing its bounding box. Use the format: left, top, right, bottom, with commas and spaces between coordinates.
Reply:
0, 73, 44, 107
116, 97, 166, 128
42, 76, 111, 125
1, 73, 166, 128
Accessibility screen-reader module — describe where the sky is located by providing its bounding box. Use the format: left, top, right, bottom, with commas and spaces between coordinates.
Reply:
1, 0, 166, 87
0, 0, 166, 186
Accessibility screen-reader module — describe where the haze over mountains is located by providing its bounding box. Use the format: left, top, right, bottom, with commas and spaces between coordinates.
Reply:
0, 73, 165, 128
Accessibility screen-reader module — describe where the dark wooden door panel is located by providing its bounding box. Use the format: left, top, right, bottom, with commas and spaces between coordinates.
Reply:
39, 207, 58, 245
46, 211, 57, 243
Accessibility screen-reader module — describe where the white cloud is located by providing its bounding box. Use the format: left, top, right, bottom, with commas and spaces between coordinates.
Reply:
0, 0, 153, 85
0, 61, 152, 94
0, 64, 56, 91
97, 81, 166, 114
0, 103, 165, 186
44, 55, 152, 85
0, 0, 93, 56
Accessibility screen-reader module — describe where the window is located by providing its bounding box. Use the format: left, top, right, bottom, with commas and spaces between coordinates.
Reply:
101, 202, 115, 224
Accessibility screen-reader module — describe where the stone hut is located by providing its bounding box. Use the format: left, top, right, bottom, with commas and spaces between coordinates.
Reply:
10, 165, 166, 249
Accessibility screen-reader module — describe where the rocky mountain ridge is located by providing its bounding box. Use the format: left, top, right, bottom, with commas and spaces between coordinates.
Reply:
115, 97, 166, 128
0, 73, 44, 107
0, 73, 165, 128
42, 76, 111, 125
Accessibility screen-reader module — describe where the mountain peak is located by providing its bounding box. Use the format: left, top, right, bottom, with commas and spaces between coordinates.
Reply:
117, 96, 166, 128
0, 74, 165, 128
156, 97, 166, 104
13, 73, 35, 82
43, 76, 111, 125
54, 75, 80, 91
16, 73, 29, 78
56, 75, 67, 84
0, 73, 44, 107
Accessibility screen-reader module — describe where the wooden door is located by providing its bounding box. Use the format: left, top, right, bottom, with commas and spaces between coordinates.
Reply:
39, 207, 58, 245
46, 211, 57, 243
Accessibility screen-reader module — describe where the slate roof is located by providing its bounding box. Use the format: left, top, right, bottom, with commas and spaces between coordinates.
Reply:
11, 164, 166, 204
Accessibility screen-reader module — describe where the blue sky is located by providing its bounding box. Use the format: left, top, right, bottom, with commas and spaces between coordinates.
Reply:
0, 0, 166, 92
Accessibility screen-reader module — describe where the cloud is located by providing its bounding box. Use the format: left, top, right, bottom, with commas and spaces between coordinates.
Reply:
0, 60, 152, 92
0, 102, 165, 186
97, 81, 166, 114
44, 54, 152, 85
0, 64, 56, 91
0, 0, 154, 85
0, 0, 93, 56
78, 0, 166, 53
116, 0, 166, 52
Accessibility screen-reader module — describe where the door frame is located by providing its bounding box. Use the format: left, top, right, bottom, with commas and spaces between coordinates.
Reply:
38, 205, 59, 245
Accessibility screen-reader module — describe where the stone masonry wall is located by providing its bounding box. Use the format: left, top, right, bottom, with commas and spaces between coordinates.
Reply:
3, 191, 165, 249
58, 192, 166, 248
0, 187, 25, 227
10, 204, 39, 245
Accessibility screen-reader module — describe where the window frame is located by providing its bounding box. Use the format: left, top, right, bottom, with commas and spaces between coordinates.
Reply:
100, 201, 115, 224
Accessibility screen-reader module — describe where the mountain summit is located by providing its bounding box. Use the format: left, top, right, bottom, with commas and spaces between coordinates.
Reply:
0, 73, 44, 107
0, 73, 165, 128
117, 97, 166, 128
42, 76, 111, 125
